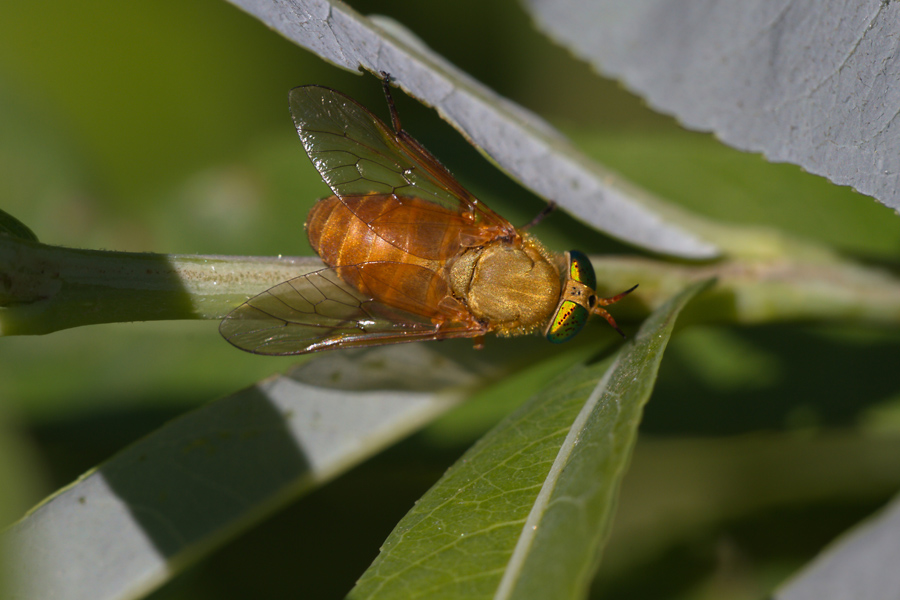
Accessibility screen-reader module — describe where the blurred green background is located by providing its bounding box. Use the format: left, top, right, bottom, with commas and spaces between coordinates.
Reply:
2, 0, 900, 598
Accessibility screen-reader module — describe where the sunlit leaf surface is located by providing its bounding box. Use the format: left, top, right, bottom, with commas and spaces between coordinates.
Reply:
223, 0, 720, 258
1, 344, 482, 600
523, 0, 900, 212
348, 279, 714, 600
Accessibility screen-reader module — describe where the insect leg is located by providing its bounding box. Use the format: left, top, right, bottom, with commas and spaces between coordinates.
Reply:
520, 201, 557, 231
380, 72, 404, 133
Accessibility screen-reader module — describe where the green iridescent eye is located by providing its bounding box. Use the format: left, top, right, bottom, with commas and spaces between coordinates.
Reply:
546, 299, 590, 343
545, 251, 597, 344
568, 250, 596, 289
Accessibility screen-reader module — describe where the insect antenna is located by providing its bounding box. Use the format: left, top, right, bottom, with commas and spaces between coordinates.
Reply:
592, 284, 639, 338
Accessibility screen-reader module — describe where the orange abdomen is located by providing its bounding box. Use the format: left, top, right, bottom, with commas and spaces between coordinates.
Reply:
306, 195, 471, 321
307, 194, 471, 263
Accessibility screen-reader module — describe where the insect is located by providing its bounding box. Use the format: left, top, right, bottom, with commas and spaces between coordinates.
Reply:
219, 77, 637, 355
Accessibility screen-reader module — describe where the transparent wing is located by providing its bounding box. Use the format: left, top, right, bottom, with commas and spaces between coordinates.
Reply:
219, 266, 484, 356
289, 85, 516, 251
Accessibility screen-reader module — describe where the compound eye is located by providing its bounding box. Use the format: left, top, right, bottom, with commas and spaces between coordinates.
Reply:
545, 299, 590, 344
544, 251, 598, 344
567, 250, 597, 289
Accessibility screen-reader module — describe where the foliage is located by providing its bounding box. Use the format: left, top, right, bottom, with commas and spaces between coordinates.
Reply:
1, 1, 899, 599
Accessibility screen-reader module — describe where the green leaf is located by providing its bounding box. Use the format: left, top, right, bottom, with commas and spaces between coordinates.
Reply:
225, 0, 720, 258
1, 344, 483, 600
348, 278, 715, 600
521, 0, 900, 213
0, 208, 37, 242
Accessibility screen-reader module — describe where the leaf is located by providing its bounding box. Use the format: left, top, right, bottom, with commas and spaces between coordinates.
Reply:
1, 344, 485, 600
223, 0, 720, 258
522, 0, 900, 213
0, 208, 37, 242
775, 493, 900, 600
347, 278, 715, 600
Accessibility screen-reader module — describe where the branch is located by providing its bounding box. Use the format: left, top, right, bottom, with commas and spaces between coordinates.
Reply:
3, 231, 900, 337
0, 235, 322, 335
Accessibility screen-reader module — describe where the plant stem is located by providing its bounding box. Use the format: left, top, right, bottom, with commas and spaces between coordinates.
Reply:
0, 236, 321, 335
3, 233, 900, 336
595, 255, 900, 326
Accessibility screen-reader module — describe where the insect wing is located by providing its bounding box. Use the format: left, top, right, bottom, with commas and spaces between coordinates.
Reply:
219, 266, 480, 355
289, 86, 515, 250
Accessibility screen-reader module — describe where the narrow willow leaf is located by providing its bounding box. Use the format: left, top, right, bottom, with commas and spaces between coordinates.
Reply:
523, 0, 900, 213
348, 278, 715, 600
775, 492, 900, 600
224, 0, 720, 258
1, 344, 480, 600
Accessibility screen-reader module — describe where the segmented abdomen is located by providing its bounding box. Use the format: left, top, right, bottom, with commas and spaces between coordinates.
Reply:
306, 195, 469, 320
